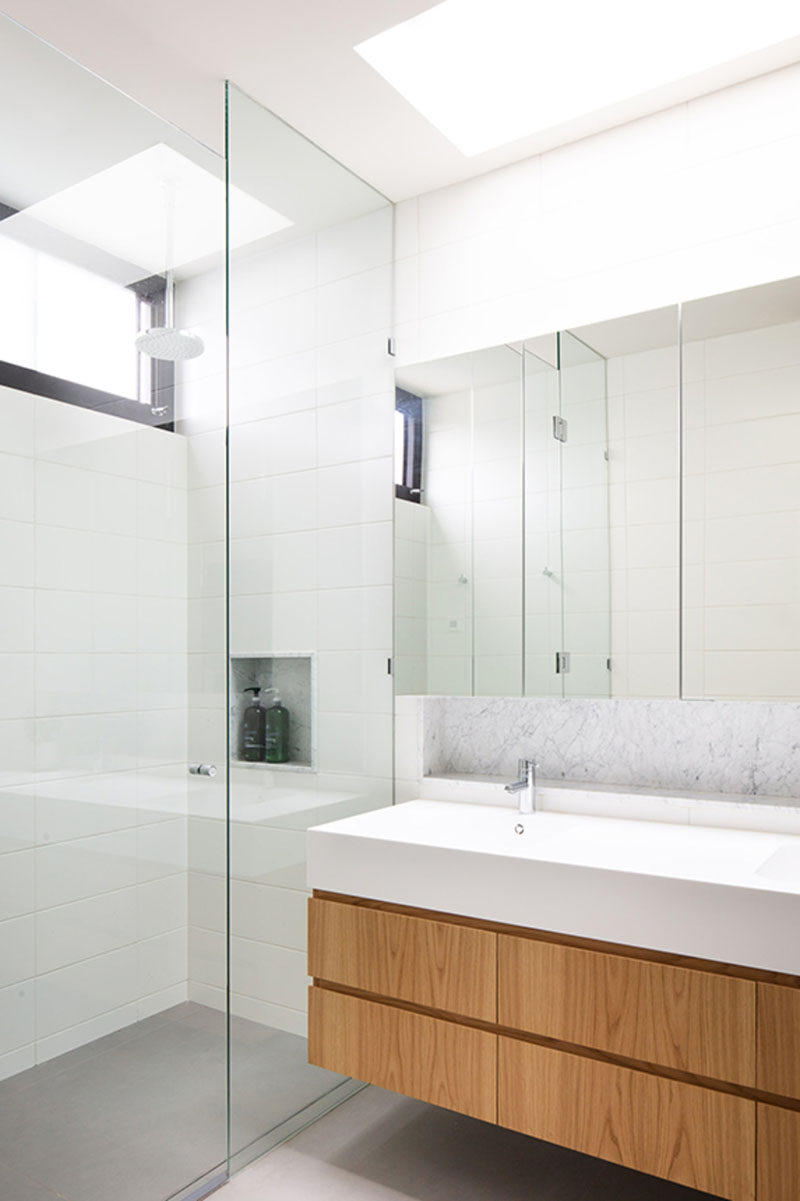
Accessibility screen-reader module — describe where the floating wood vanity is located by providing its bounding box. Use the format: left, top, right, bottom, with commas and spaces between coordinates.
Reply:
308, 891, 800, 1201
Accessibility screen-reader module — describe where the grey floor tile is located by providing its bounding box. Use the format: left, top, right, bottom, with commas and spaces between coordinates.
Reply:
0, 1005, 339, 1201
0, 1154, 69, 1201
215, 1086, 722, 1201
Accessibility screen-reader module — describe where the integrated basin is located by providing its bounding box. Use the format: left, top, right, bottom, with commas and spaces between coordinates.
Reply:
307, 798, 800, 976
755, 842, 800, 882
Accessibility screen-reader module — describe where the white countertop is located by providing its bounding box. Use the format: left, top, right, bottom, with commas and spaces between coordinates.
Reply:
307, 798, 800, 975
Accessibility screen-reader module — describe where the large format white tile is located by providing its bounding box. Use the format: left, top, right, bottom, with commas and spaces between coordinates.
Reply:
0, 916, 34, 989
35, 945, 138, 1039
318, 586, 392, 651
35, 887, 138, 974
317, 208, 392, 285
230, 531, 317, 596
0, 385, 35, 456
35, 774, 138, 844
138, 929, 187, 996
317, 394, 392, 466
0, 654, 34, 720
229, 935, 307, 1012
36, 829, 138, 909
0, 849, 34, 921
317, 266, 392, 345
35, 461, 137, 534
0, 978, 35, 1056
316, 459, 392, 528
35, 397, 138, 476
230, 471, 318, 539
0, 519, 34, 587
36, 1001, 139, 1065
317, 523, 392, 590
137, 817, 188, 882
229, 592, 317, 655
0, 586, 33, 653
230, 410, 317, 481
230, 881, 307, 951
0, 452, 34, 523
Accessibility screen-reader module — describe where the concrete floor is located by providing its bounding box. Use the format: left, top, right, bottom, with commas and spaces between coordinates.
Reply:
0, 1002, 344, 1201
215, 1085, 720, 1201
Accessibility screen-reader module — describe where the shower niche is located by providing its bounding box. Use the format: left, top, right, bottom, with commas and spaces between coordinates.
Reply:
230, 653, 315, 769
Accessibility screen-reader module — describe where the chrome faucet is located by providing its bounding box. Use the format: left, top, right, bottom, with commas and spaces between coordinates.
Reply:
505, 758, 537, 814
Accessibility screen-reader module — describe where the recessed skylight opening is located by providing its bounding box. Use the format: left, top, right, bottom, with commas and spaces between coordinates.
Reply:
356, 0, 800, 156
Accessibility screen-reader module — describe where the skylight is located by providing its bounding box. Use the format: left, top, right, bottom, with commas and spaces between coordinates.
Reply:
356, 0, 800, 156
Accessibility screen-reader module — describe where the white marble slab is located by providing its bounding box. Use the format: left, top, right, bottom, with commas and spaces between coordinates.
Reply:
422, 696, 800, 802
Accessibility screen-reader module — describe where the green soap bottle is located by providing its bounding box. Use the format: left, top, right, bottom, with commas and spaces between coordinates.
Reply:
264, 688, 290, 763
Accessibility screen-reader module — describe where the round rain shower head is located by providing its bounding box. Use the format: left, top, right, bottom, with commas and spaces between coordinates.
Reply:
135, 327, 205, 362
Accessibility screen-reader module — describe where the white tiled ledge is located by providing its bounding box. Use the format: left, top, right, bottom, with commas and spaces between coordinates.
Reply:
420, 773, 800, 837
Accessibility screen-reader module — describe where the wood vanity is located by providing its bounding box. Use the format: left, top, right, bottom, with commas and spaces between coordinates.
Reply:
308, 890, 800, 1201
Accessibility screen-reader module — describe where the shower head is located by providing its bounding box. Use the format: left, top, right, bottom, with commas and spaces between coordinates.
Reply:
135, 327, 205, 361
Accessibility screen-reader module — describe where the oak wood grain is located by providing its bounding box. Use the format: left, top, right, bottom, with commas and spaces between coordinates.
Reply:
308, 896, 496, 1022
498, 934, 756, 1085
498, 1038, 755, 1201
312, 890, 800, 987
757, 1102, 800, 1201
308, 986, 497, 1123
757, 983, 800, 1099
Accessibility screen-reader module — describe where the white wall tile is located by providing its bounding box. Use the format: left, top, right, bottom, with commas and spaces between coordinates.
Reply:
0, 979, 35, 1056
36, 887, 137, 975
138, 929, 187, 996
0, 453, 34, 523
36, 829, 138, 910
0, 385, 35, 456
317, 208, 392, 284
0, 519, 34, 587
0, 915, 34, 989
36, 946, 138, 1038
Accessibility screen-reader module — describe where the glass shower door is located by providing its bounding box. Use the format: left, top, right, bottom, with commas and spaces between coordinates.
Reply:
0, 14, 229, 1201
224, 84, 395, 1170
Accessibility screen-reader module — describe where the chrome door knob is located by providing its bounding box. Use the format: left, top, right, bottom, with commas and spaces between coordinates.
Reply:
188, 763, 217, 777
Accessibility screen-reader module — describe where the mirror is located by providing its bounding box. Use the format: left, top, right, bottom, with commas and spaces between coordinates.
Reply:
394, 305, 681, 698
394, 344, 525, 696
682, 276, 800, 701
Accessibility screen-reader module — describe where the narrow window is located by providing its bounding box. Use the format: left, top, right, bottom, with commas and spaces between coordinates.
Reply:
395, 387, 423, 502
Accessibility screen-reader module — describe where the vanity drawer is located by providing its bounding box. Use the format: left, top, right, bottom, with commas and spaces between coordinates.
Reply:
498, 1038, 755, 1201
308, 986, 497, 1123
757, 1103, 800, 1201
308, 897, 496, 1022
757, 983, 800, 1099
498, 934, 755, 1085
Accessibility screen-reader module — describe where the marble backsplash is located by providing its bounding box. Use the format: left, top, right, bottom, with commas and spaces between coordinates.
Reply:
422, 697, 800, 801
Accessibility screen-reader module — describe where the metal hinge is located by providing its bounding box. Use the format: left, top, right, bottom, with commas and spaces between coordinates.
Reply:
555, 651, 570, 674
606, 658, 612, 671
552, 415, 568, 443
387, 658, 393, 675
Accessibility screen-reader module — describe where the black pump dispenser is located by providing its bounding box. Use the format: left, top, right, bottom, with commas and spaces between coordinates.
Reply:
240, 686, 266, 761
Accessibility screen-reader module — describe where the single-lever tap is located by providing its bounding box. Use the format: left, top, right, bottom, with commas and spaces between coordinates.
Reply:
504, 758, 537, 814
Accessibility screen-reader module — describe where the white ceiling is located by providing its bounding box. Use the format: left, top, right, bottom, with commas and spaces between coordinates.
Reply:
3, 1, 800, 201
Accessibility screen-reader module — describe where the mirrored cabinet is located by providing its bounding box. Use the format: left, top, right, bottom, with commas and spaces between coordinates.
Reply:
394, 306, 681, 700
394, 273, 800, 703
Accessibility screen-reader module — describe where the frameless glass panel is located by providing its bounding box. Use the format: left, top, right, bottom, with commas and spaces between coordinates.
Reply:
0, 13, 228, 1201
681, 277, 800, 700
558, 330, 610, 698
225, 82, 394, 1170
